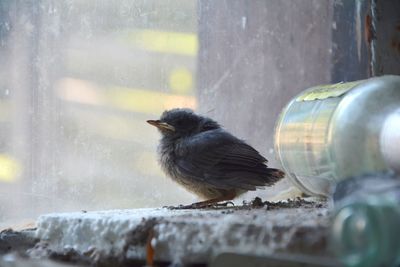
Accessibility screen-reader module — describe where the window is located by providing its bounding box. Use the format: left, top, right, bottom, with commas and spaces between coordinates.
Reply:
0, 0, 197, 225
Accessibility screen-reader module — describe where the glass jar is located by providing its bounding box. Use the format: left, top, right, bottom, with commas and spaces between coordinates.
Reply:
274, 75, 400, 196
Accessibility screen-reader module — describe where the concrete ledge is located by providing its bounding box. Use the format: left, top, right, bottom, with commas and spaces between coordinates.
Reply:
28, 200, 330, 266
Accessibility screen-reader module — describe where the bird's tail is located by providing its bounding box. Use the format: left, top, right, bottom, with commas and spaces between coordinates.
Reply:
265, 168, 285, 184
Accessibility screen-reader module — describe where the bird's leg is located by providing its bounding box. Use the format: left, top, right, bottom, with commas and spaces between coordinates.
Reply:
169, 190, 236, 209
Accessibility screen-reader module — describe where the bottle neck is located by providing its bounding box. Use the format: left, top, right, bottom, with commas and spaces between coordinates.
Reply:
332, 196, 400, 267
380, 108, 400, 174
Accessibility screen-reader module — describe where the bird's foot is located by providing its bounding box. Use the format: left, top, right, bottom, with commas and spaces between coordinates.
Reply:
210, 201, 235, 208
163, 203, 205, 210
164, 201, 235, 210
163, 204, 187, 210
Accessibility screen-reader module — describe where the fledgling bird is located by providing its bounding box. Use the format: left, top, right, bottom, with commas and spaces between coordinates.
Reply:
147, 108, 285, 208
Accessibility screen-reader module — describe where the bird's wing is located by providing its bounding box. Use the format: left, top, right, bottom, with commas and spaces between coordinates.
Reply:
175, 129, 281, 190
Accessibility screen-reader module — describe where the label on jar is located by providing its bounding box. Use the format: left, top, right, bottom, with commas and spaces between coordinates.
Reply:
297, 80, 364, 101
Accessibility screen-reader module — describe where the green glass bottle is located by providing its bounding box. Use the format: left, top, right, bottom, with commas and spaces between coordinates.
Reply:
331, 175, 400, 267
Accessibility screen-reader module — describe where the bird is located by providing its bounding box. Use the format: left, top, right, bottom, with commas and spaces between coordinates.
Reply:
147, 108, 285, 208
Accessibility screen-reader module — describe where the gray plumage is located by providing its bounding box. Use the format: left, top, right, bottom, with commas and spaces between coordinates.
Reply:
148, 108, 285, 205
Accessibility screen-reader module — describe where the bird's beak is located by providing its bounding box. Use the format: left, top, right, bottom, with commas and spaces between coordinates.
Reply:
147, 120, 175, 132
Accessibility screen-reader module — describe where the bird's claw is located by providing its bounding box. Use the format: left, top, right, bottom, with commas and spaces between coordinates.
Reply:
213, 201, 235, 207
163, 204, 201, 210
162, 205, 183, 209
164, 201, 235, 210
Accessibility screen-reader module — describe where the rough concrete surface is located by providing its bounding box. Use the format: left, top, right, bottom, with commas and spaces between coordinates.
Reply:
24, 199, 330, 266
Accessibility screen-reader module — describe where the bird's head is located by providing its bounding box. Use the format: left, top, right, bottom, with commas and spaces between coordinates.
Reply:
147, 108, 220, 138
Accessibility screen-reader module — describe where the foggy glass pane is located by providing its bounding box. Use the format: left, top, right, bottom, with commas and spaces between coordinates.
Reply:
0, 0, 197, 225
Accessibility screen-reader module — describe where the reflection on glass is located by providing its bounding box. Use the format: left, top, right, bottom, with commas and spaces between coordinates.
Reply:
0, 0, 197, 224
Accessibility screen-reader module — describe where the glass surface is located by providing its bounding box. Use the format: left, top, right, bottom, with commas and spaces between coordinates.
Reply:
0, 0, 338, 224
275, 76, 400, 196
0, 0, 197, 224
332, 193, 400, 267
